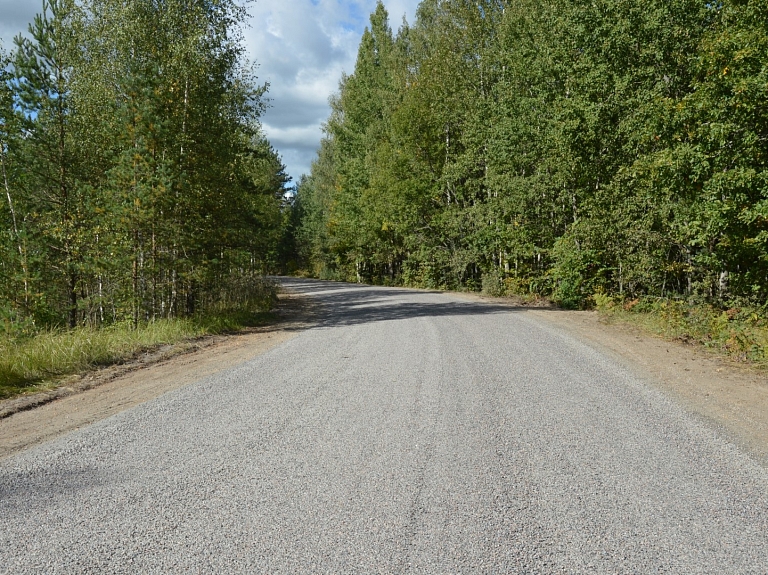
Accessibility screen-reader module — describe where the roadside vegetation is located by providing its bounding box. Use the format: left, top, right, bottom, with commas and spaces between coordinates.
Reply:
0, 278, 277, 400
594, 294, 768, 366
291, 0, 768, 341
0, 319, 202, 399
0, 0, 291, 399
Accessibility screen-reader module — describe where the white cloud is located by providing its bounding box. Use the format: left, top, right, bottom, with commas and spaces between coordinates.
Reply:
262, 123, 325, 178
244, 0, 421, 181
0, 0, 38, 50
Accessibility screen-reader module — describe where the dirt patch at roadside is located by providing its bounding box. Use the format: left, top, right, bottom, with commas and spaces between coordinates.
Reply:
0, 293, 316, 460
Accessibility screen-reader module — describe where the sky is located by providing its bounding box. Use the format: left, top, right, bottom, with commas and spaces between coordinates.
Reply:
0, 0, 421, 184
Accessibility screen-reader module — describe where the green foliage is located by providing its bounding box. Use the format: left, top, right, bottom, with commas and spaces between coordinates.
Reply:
296, 0, 768, 321
1, 0, 289, 335
481, 269, 503, 297
597, 295, 768, 364
549, 236, 602, 309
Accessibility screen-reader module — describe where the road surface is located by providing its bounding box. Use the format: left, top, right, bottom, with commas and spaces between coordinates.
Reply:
1, 278, 767, 573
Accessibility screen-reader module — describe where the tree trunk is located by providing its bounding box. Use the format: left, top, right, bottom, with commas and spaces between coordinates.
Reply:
1, 150, 29, 307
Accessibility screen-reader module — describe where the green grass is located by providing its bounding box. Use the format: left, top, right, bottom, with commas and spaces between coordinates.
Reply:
0, 308, 277, 401
594, 293, 768, 366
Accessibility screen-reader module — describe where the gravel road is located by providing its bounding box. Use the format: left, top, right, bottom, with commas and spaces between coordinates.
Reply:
2, 278, 767, 573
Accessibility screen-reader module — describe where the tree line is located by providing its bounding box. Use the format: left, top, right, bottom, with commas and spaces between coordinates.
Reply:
294, 0, 768, 309
1, 0, 288, 331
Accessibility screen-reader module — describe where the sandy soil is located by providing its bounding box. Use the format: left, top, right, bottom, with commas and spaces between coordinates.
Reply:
0, 293, 314, 460
2, 287, 768, 468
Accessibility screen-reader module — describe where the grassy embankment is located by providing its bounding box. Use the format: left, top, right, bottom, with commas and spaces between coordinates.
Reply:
593, 294, 768, 366
0, 294, 278, 401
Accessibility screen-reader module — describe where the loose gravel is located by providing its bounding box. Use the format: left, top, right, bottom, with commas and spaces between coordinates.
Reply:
1, 278, 767, 573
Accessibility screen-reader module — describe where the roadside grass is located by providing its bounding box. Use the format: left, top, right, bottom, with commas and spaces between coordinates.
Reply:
0, 306, 278, 401
594, 293, 768, 366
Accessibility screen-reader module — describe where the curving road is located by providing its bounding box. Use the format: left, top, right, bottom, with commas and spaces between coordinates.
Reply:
1, 278, 767, 573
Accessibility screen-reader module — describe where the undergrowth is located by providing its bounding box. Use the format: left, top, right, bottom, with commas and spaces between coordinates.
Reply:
0, 300, 278, 401
594, 293, 768, 365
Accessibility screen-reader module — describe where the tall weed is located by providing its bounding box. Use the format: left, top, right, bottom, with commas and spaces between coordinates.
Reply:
0, 281, 279, 399
0, 320, 202, 399
594, 294, 768, 364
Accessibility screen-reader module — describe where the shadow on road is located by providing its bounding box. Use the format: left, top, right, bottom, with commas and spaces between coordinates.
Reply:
0, 464, 105, 505
275, 277, 533, 330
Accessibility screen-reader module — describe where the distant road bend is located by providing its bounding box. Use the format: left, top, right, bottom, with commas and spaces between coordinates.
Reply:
1, 277, 767, 573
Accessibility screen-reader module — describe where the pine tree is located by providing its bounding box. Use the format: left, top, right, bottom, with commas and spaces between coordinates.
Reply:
13, 0, 85, 326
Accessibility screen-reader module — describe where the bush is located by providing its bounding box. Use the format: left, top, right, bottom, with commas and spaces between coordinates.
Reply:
597, 295, 768, 364
481, 269, 504, 296
550, 236, 601, 309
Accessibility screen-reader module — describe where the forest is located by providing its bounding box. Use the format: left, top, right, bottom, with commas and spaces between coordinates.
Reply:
295, 0, 768, 311
1, 0, 289, 334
